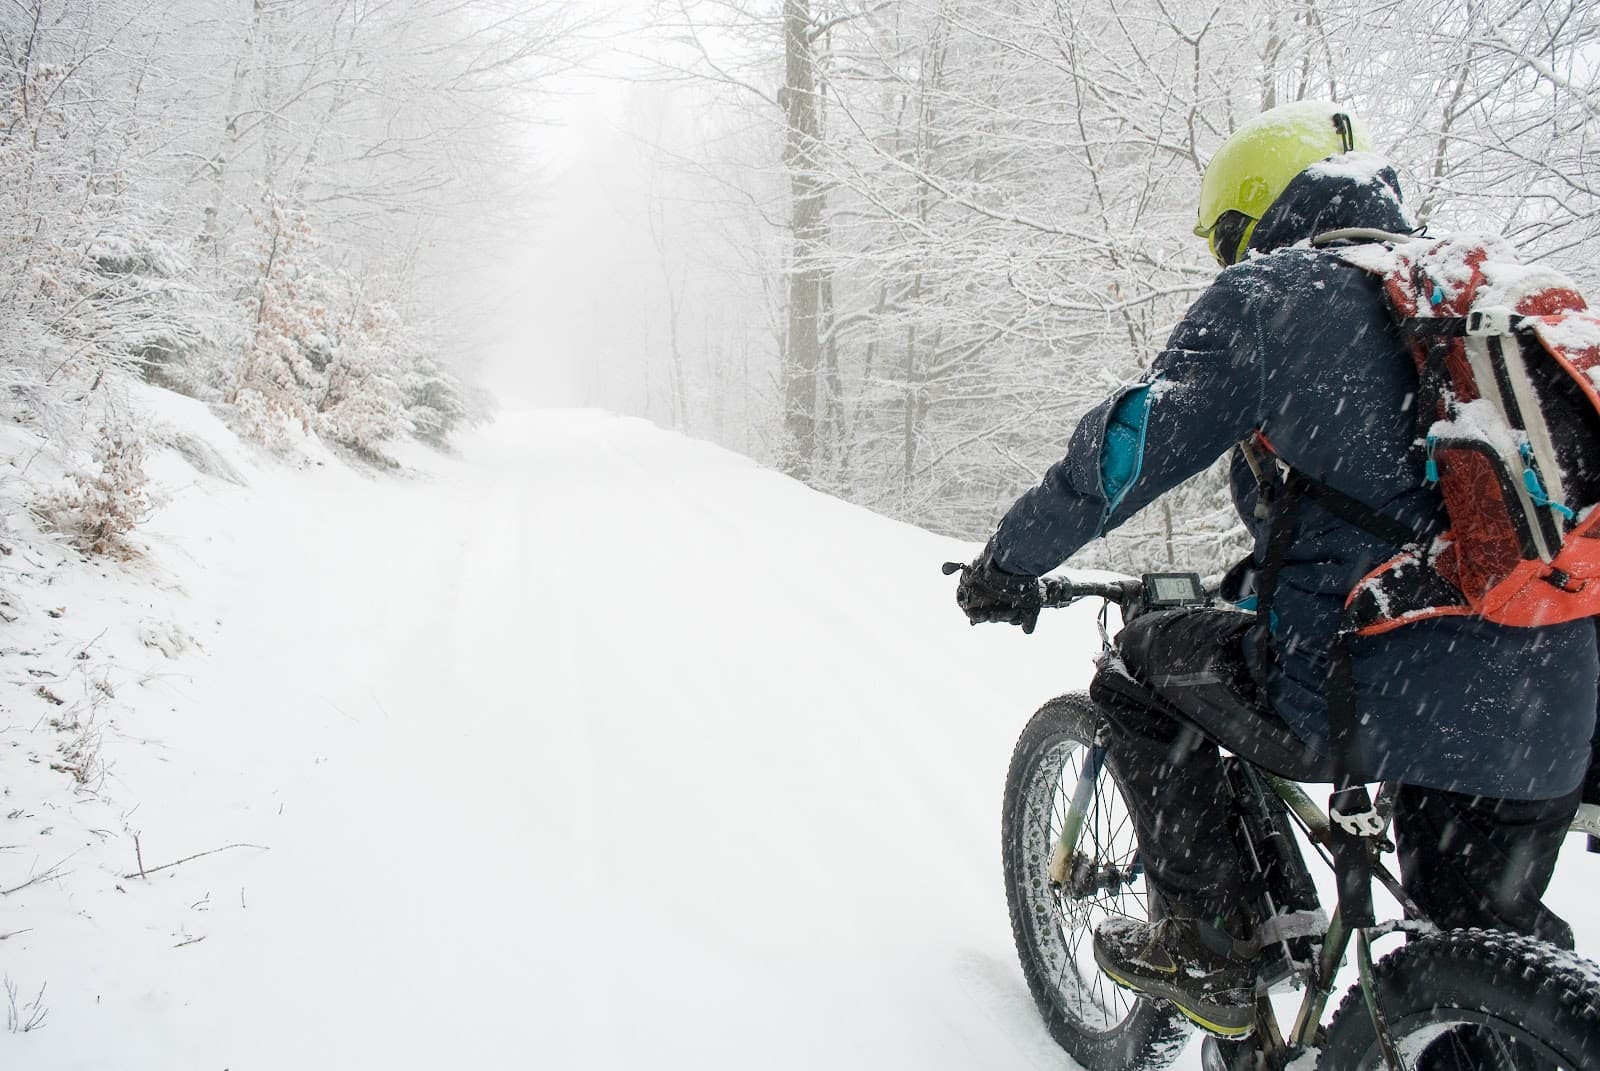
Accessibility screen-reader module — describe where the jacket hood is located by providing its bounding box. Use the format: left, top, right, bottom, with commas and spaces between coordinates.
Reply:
1246, 152, 1414, 256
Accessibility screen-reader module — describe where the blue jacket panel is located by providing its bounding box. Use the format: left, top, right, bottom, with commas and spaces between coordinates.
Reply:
990, 158, 1597, 800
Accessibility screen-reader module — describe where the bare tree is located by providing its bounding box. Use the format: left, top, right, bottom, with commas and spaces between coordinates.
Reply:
780, 0, 827, 478
0, 0, 583, 506
642, 0, 1595, 575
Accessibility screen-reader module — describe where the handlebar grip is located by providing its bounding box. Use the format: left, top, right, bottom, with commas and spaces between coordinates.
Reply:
1042, 576, 1143, 607
1040, 577, 1078, 607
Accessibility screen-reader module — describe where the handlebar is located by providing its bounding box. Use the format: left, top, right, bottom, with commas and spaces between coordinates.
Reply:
941, 561, 1144, 609
1043, 575, 1146, 608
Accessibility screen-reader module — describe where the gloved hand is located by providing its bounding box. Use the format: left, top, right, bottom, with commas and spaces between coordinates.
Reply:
950, 549, 1046, 634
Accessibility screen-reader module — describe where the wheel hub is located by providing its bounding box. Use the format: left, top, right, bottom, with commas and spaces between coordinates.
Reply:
1060, 852, 1142, 899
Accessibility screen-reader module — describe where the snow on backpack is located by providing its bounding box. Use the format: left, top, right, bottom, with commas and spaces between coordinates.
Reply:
1308, 228, 1600, 635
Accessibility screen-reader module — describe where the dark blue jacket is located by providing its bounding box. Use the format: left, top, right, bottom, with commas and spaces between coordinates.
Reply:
991, 157, 1597, 800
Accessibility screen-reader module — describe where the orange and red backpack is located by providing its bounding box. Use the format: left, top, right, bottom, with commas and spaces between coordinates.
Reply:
1280, 228, 1600, 637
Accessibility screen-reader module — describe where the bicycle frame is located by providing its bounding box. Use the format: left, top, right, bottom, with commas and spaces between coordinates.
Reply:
1051, 747, 1418, 1065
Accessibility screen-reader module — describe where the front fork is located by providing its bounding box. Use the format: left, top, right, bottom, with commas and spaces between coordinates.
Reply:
1047, 739, 1107, 885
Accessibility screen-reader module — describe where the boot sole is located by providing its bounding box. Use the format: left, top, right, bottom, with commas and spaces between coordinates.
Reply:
1096, 960, 1256, 1039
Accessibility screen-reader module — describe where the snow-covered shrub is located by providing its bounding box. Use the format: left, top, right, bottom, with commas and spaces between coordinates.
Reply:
86, 231, 231, 401
227, 196, 433, 460
313, 294, 408, 459
39, 424, 152, 557
228, 195, 328, 448
404, 355, 467, 446
0, 56, 224, 458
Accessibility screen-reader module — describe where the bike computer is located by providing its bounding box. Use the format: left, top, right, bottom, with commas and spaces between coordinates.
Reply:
1140, 572, 1207, 610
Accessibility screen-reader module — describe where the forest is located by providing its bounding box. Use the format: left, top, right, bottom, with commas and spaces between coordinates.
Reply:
0, 0, 579, 549
2, 0, 1596, 572
603, 0, 1600, 574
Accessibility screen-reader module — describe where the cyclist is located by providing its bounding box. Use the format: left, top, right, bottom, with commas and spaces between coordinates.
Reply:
954, 101, 1596, 1038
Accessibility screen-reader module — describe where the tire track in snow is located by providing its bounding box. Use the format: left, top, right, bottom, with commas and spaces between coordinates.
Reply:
133, 412, 1120, 1070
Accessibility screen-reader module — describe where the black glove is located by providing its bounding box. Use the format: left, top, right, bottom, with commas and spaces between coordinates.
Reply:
950, 550, 1045, 634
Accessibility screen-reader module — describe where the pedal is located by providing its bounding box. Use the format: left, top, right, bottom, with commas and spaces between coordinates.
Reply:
1250, 910, 1326, 992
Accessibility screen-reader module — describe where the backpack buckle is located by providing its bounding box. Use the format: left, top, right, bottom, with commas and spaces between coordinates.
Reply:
1546, 568, 1586, 593
1466, 307, 1515, 336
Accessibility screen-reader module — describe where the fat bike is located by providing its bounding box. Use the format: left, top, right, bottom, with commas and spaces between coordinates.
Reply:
958, 564, 1600, 1071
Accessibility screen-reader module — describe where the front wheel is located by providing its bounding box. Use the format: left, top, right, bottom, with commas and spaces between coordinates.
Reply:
1001, 693, 1189, 1070
1320, 928, 1600, 1070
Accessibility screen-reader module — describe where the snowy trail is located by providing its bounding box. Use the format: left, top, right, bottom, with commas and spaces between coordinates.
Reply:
45, 410, 1095, 1069
17, 407, 1597, 1071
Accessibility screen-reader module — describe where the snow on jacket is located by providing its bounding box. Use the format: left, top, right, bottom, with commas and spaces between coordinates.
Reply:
990, 155, 1597, 801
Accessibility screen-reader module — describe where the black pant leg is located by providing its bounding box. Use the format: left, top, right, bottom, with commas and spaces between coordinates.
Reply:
1100, 694, 1244, 922
1394, 784, 1579, 950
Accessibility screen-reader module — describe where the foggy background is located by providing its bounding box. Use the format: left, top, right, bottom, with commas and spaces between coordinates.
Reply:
494, 0, 1600, 578
3, 0, 1597, 572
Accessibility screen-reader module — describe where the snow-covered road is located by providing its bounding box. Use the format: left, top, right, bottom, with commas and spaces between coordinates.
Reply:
12, 406, 1597, 1070
20, 409, 1111, 1069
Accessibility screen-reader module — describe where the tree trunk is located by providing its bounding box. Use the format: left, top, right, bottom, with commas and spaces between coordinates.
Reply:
665, 281, 688, 432
819, 272, 843, 479
198, 0, 264, 258
902, 317, 918, 504
781, 0, 824, 482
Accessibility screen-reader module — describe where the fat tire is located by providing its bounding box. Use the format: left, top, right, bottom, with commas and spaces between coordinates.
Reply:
1001, 692, 1189, 1071
1319, 928, 1600, 1070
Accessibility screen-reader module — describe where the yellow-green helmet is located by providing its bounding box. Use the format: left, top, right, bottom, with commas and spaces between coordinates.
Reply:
1196, 101, 1373, 265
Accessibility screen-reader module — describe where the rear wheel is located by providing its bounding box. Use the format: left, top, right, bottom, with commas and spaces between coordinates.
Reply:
1001, 693, 1189, 1070
1319, 929, 1600, 1070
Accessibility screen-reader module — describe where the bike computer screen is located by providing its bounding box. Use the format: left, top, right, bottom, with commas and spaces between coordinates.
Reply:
1142, 572, 1206, 609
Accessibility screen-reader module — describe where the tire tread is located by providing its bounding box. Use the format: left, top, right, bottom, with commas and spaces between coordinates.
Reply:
1002, 692, 1189, 1071
1320, 928, 1600, 1070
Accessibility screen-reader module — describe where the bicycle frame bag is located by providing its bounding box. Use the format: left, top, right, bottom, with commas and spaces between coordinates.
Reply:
1315, 230, 1600, 635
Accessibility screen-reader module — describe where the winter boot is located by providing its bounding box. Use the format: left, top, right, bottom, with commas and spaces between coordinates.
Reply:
1093, 915, 1256, 1038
